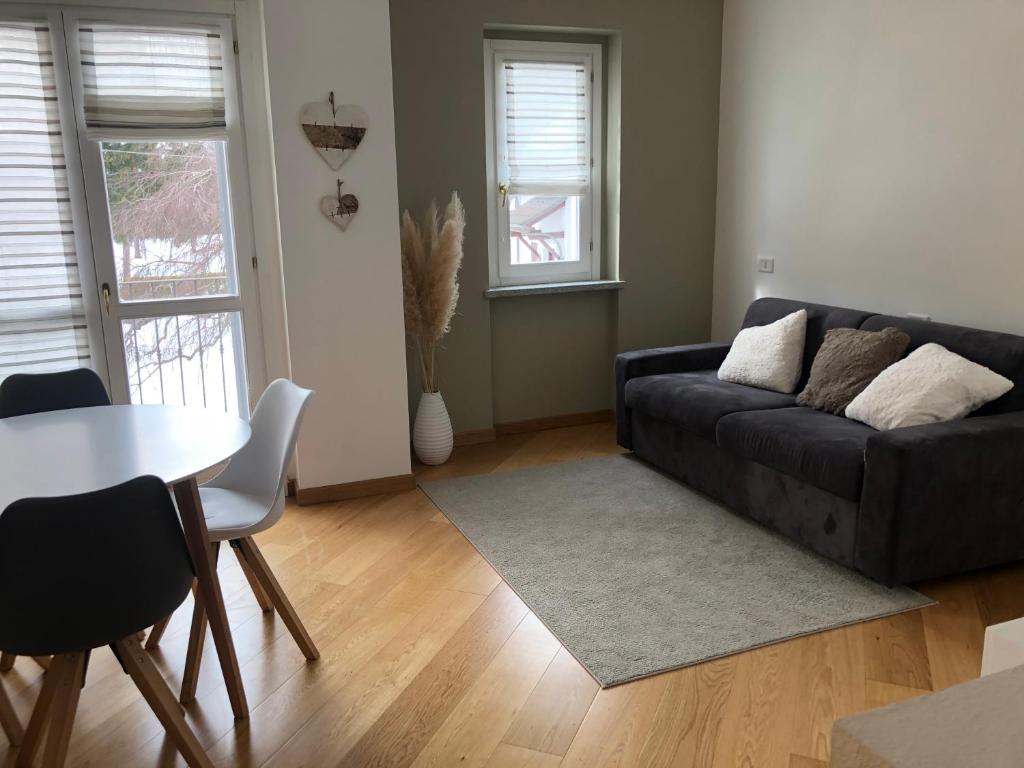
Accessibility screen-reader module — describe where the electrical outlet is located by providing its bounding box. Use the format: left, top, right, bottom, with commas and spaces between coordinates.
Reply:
757, 257, 774, 274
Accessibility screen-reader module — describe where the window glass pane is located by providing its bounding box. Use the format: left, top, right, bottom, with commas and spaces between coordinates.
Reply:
101, 140, 236, 302
509, 193, 581, 264
121, 311, 244, 415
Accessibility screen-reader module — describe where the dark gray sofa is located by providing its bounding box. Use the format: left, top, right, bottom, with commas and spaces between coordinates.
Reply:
616, 297, 1024, 585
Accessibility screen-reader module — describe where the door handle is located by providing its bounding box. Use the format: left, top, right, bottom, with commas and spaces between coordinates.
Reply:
101, 283, 110, 315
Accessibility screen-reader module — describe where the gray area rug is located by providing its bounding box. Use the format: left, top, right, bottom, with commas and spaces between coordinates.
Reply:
420, 455, 934, 687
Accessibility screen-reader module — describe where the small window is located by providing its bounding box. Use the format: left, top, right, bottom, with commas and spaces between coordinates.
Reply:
484, 39, 602, 287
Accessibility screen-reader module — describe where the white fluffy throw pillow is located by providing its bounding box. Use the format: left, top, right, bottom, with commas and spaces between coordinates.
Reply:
717, 309, 807, 393
845, 343, 1013, 430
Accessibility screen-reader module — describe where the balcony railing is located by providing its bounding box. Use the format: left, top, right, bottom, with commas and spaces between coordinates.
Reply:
118, 273, 230, 303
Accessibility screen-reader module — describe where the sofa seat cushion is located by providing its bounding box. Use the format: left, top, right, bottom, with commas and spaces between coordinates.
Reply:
624, 370, 796, 441
716, 407, 875, 501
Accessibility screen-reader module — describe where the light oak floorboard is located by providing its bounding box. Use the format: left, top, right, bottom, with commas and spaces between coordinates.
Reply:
257, 588, 495, 768
410, 614, 560, 768
486, 744, 562, 768
862, 611, 933, 691
711, 640, 802, 768
330, 584, 529, 768
789, 756, 829, 768
863, 680, 931, 710
502, 647, 599, 757
2, 423, 1017, 767
785, 627, 865, 762
920, 578, 984, 690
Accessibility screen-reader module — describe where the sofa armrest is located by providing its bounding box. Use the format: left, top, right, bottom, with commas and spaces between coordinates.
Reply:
857, 411, 1024, 584
615, 342, 731, 449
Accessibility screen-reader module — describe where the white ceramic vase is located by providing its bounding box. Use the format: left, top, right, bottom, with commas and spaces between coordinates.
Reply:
413, 391, 453, 465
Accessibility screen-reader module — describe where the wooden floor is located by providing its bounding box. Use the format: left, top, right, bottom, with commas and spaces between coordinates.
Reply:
2, 421, 1022, 767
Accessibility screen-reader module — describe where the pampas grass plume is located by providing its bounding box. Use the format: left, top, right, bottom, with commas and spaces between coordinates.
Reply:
400, 192, 465, 392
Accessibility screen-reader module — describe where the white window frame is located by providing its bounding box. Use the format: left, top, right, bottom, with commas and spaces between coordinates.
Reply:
64, 8, 265, 414
483, 39, 602, 288
6, 4, 267, 415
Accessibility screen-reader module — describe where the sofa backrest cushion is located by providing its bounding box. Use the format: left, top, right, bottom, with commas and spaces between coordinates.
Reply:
860, 315, 1024, 415
741, 298, 876, 390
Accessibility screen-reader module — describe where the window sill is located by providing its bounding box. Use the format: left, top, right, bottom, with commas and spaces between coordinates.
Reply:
484, 279, 625, 299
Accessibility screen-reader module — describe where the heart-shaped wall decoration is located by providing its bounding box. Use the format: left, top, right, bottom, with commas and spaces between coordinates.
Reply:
320, 191, 359, 232
300, 97, 368, 171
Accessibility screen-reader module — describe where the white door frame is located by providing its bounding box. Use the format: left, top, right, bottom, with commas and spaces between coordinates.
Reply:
60, 7, 266, 411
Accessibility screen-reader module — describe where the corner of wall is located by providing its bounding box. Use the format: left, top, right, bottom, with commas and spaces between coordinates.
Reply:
261, 0, 411, 491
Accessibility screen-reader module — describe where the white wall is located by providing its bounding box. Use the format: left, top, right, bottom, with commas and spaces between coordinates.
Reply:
713, 0, 1024, 340
260, 0, 410, 489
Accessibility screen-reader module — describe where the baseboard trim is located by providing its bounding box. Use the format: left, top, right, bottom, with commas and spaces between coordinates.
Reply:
494, 409, 613, 436
296, 410, 612, 505
295, 473, 416, 505
453, 427, 497, 447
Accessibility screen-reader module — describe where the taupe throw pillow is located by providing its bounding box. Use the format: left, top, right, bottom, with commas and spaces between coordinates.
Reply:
796, 327, 910, 414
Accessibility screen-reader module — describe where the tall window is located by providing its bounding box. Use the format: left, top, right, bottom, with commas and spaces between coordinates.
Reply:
484, 39, 602, 287
0, 8, 262, 415
0, 20, 92, 375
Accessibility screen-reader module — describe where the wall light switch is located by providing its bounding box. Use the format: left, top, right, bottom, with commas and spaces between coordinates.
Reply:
757, 257, 774, 273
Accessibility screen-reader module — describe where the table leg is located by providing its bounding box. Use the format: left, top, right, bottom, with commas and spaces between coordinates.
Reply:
173, 477, 248, 719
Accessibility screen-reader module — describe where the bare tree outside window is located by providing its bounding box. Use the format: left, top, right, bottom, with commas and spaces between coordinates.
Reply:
101, 141, 243, 413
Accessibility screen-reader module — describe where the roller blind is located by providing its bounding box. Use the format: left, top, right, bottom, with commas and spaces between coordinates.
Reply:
78, 21, 226, 138
0, 20, 91, 377
503, 59, 590, 188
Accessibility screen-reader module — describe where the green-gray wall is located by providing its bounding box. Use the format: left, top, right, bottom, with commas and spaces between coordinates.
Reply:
390, 0, 724, 432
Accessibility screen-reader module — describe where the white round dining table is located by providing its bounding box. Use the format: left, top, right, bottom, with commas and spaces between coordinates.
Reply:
0, 404, 250, 508
0, 404, 253, 718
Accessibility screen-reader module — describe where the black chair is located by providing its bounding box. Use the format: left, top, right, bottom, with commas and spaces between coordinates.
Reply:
0, 368, 110, 419
0, 368, 111, 676
0, 477, 212, 767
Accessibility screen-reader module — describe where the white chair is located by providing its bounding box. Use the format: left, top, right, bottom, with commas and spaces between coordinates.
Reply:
149, 379, 318, 703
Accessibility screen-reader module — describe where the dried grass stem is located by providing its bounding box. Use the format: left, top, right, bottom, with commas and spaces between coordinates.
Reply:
400, 192, 465, 393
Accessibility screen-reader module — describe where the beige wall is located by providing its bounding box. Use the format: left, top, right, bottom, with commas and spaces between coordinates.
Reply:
389, 0, 723, 432
714, 0, 1024, 340
491, 292, 618, 423
262, 0, 411, 488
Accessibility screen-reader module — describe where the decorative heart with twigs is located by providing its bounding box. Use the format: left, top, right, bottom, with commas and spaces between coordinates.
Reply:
320, 180, 359, 231
300, 93, 368, 171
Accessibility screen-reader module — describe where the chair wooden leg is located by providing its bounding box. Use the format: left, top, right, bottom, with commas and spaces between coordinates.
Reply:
15, 655, 63, 768
173, 479, 247, 719
145, 614, 173, 650
0, 678, 22, 746
180, 594, 207, 705
31, 656, 50, 671
0, 653, 14, 672
231, 542, 273, 612
181, 542, 215, 706
41, 652, 85, 768
236, 537, 319, 661
111, 636, 212, 768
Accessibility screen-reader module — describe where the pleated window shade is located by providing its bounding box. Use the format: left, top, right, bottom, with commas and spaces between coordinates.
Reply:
503, 59, 590, 189
0, 20, 91, 376
78, 22, 226, 138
